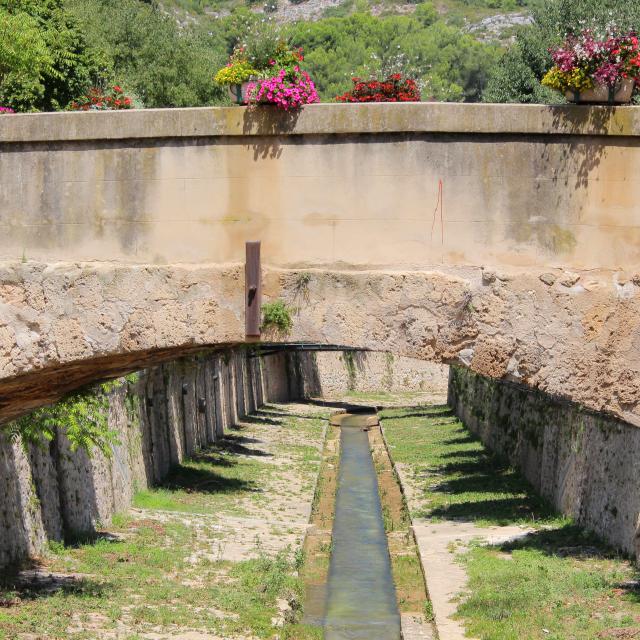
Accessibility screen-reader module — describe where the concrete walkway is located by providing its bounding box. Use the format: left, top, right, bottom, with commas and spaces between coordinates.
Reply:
412, 520, 531, 640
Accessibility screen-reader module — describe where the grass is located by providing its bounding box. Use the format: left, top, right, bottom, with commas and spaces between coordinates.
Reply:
380, 400, 640, 640
343, 389, 438, 403
369, 424, 431, 618
381, 404, 566, 527
0, 522, 281, 638
132, 433, 274, 516
460, 530, 640, 639
0, 403, 328, 640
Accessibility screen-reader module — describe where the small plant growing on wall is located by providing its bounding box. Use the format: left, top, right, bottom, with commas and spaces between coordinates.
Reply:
292, 271, 312, 313
261, 299, 293, 335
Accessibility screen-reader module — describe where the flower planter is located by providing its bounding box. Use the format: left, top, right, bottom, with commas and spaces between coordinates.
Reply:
565, 78, 635, 104
228, 82, 253, 105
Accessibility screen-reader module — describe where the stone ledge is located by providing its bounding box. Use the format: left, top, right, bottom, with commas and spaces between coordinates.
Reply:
2, 102, 640, 142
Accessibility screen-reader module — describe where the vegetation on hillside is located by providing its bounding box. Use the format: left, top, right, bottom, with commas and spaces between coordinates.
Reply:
159, 0, 537, 24
287, 8, 500, 101
0, 0, 105, 112
66, 0, 226, 107
2, 0, 639, 111
0, 0, 511, 110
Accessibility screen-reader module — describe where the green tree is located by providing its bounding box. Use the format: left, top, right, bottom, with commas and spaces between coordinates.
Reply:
0, 9, 51, 87
483, 0, 640, 103
286, 7, 499, 101
0, 0, 105, 111
66, 0, 227, 108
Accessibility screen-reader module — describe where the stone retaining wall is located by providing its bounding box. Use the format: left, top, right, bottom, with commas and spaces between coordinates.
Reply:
289, 351, 448, 398
0, 348, 289, 569
448, 365, 640, 559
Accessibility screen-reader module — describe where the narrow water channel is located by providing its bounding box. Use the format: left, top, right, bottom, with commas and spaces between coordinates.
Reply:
323, 412, 401, 639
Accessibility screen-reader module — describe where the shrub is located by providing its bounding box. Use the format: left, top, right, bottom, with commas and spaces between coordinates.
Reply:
335, 74, 421, 102
261, 300, 293, 334
0, 0, 106, 113
5, 380, 127, 457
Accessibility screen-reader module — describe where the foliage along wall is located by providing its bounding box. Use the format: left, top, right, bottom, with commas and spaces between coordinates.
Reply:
0, 349, 286, 569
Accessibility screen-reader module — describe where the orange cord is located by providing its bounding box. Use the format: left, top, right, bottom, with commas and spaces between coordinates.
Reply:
430, 178, 444, 246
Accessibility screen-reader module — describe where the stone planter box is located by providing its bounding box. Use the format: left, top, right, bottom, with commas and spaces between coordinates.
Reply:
565, 78, 635, 104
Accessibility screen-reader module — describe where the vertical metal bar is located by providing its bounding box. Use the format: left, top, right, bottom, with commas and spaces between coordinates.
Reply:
245, 241, 261, 338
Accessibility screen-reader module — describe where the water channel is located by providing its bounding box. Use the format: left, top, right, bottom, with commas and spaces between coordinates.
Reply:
323, 412, 401, 639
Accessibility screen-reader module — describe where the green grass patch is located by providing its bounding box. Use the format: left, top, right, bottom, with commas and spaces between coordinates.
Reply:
458, 527, 640, 639
133, 432, 275, 516
343, 390, 436, 404
1, 519, 312, 638
380, 400, 640, 639
0, 404, 328, 639
381, 404, 565, 527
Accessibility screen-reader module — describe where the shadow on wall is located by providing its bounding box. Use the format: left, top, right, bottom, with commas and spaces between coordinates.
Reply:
0, 348, 282, 570
0, 435, 39, 568
447, 365, 640, 559
0, 430, 104, 568
287, 351, 323, 399
50, 433, 102, 540
549, 106, 613, 189
504, 107, 615, 258
242, 106, 301, 161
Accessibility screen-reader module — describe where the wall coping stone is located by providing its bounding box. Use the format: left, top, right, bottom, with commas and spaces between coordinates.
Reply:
2, 103, 640, 143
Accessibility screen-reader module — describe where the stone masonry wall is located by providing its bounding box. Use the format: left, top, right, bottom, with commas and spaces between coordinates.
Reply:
0, 348, 288, 569
288, 351, 448, 398
448, 366, 640, 559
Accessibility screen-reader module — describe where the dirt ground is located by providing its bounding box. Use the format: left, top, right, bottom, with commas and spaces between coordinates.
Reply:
1, 403, 329, 640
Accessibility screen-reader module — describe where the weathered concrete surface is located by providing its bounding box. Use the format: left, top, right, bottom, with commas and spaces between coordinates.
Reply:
0, 262, 244, 421
0, 349, 287, 569
277, 266, 640, 429
292, 351, 448, 398
2, 263, 640, 433
448, 366, 640, 558
1, 104, 640, 269
2, 102, 640, 541
1, 103, 640, 424
2, 102, 640, 140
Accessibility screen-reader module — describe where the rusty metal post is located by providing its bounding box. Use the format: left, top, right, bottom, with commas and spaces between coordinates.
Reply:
245, 241, 262, 338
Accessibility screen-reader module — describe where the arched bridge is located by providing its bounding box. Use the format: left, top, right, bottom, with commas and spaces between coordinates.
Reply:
1, 103, 640, 426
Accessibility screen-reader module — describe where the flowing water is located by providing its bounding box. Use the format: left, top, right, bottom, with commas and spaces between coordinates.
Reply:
323, 412, 401, 639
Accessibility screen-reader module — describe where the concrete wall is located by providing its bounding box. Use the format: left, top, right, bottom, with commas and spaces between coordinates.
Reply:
1, 103, 640, 270
448, 366, 640, 558
289, 351, 448, 398
2, 105, 640, 431
0, 348, 287, 569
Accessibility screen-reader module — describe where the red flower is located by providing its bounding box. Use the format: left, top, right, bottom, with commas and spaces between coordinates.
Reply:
334, 74, 420, 103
